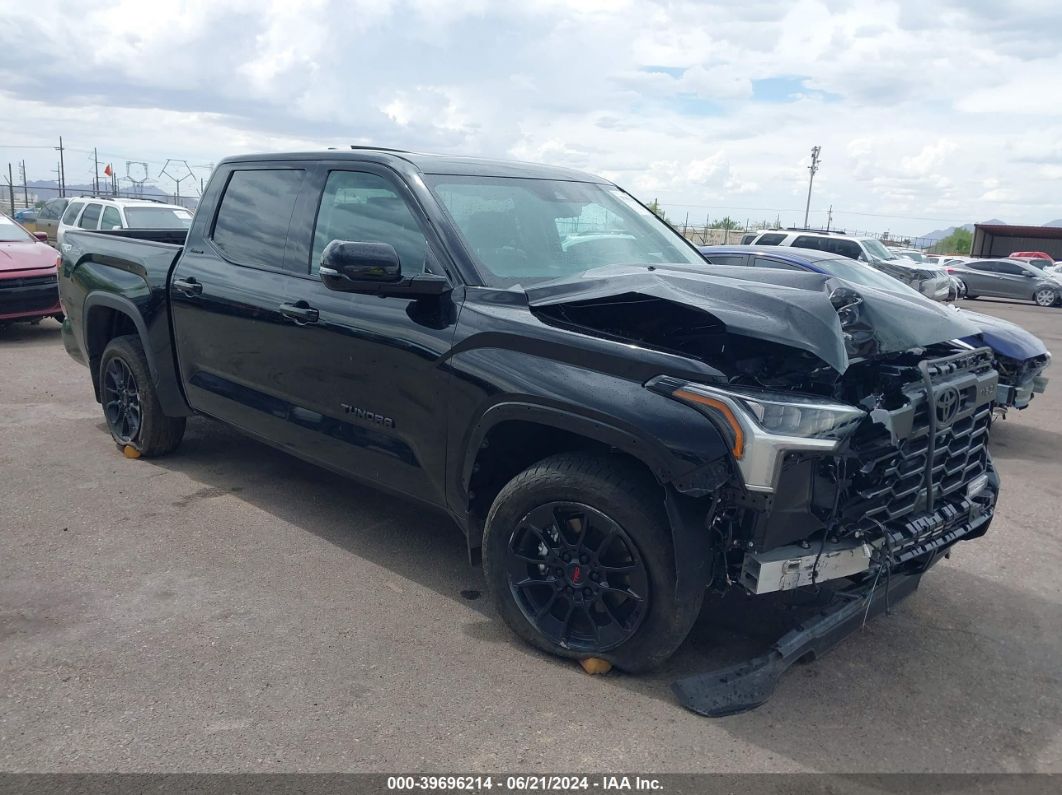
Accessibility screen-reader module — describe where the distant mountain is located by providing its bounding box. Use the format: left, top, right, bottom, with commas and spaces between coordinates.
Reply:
1044, 219, 1062, 227
917, 218, 1006, 246
26, 179, 173, 201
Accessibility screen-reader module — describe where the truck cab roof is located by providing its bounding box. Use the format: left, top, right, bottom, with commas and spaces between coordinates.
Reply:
219, 149, 610, 184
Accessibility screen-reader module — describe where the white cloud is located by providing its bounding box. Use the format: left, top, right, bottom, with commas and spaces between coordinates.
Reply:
0, 0, 1060, 233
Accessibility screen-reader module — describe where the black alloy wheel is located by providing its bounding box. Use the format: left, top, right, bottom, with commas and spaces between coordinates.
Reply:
505, 501, 649, 653
102, 356, 142, 444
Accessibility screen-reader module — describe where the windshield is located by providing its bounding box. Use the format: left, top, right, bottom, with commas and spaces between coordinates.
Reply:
123, 206, 193, 229
860, 238, 897, 261
0, 215, 33, 242
812, 256, 925, 297
426, 175, 705, 286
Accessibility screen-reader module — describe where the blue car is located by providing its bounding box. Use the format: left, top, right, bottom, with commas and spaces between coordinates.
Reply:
700, 245, 1051, 410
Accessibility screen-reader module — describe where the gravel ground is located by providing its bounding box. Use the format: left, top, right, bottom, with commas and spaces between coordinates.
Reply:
1, 298, 1059, 773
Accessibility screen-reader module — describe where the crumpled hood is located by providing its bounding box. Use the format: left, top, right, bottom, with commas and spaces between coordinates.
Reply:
955, 308, 1049, 360
525, 263, 981, 373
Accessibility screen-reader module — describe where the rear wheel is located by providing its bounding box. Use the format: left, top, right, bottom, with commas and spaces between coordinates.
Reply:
482, 452, 703, 672
1034, 288, 1058, 307
99, 335, 185, 456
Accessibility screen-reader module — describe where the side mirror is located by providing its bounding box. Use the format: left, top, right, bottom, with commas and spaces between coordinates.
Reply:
319, 240, 451, 298
34, 232, 48, 242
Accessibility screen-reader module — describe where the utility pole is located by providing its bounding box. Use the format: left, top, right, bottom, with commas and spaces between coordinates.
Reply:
19, 160, 28, 206
803, 145, 821, 228
55, 136, 66, 197
826, 204, 833, 231
6, 164, 14, 216
93, 147, 100, 196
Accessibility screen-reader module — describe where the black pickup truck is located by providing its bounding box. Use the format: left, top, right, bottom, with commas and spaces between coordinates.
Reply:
59, 149, 1001, 715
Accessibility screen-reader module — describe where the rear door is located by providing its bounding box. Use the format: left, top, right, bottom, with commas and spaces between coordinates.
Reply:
961, 261, 1006, 297
169, 163, 313, 447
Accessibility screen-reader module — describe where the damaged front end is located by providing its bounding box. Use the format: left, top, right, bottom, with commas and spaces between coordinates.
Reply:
528, 265, 1002, 715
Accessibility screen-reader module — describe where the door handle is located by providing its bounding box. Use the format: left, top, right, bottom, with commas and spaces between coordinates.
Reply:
172, 277, 203, 296
279, 301, 320, 325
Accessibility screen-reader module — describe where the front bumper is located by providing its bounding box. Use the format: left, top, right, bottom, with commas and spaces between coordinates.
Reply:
919, 275, 952, 302
997, 374, 1048, 410
674, 487, 996, 717
674, 563, 930, 716
0, 273, 61, 321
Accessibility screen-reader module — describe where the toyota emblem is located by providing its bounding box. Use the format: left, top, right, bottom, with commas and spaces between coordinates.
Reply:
935, 387, 960, 425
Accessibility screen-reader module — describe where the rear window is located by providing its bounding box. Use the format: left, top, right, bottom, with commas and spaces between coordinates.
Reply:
704, 254, 748, 266
124, 206, 193, 229
212, 169, 306, 272
793, 235, 862, 260
755, 233, 785, 245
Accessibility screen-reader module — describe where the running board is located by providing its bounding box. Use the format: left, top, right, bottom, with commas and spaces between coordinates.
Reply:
671, 568, 925, 717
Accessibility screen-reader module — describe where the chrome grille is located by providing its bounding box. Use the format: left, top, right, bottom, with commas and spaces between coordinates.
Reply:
846, 348, 996, 538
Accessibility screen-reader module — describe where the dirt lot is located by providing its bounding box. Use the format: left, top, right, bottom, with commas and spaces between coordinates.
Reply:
1, 298, 1059, 773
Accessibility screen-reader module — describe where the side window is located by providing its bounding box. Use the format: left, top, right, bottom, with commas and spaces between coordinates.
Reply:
311, 171, 428, 274
705, 254, 749, 266
754, 256, 802, 270
793, 235, 824, 251
61, 202, 84, 225
756, 233, 785, 246
997, 262, 1024, 275
100, 206, 122, 230
212, 168, 306, 272
78, 203, 103, 229
834, 240, 862, 260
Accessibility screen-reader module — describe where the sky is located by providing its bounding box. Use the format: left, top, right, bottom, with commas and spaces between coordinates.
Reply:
1, 0, 1060, 238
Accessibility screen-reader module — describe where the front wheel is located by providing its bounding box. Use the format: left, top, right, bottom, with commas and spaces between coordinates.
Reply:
482, 452, 704, 672
1034, 288, 1059, 307
99, 335, 186, 456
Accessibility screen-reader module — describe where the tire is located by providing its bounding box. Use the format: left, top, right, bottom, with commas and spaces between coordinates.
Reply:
1033, 288, 1059, 307
99, 335, 185, 457
482, 452, 704, 672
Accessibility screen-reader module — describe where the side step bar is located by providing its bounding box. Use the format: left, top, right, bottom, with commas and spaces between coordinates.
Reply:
672, 567, 925, 717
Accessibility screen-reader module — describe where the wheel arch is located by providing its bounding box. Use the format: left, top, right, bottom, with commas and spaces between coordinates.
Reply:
460, 403, 730, 602
83, 292, 190, 416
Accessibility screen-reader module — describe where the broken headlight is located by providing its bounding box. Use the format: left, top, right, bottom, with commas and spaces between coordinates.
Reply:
830, 286, 876, 358
648, 376, 867, 492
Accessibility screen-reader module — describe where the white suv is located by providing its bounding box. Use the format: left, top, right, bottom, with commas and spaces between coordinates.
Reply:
57, 197, 192, 249
747, 229, 954, 301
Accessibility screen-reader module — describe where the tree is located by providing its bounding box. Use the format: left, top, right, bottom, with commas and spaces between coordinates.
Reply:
711, 216, 740, 230
646, 198, 667, 222
931, 227, 972, 255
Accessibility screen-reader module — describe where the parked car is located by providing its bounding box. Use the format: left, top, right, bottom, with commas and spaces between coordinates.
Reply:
700, 245, 1050, 410
33, 197, 71, 244
1010, 250, 1054, 262
13, 208, 38, 224
1008, 254, 1055, 271
0, 213, 62, 328
949, 258, 1062, 307
745, 229, 954, 301
890, 247, 929, 263
59, 149, 1001, 716
56, 197, 193, 250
